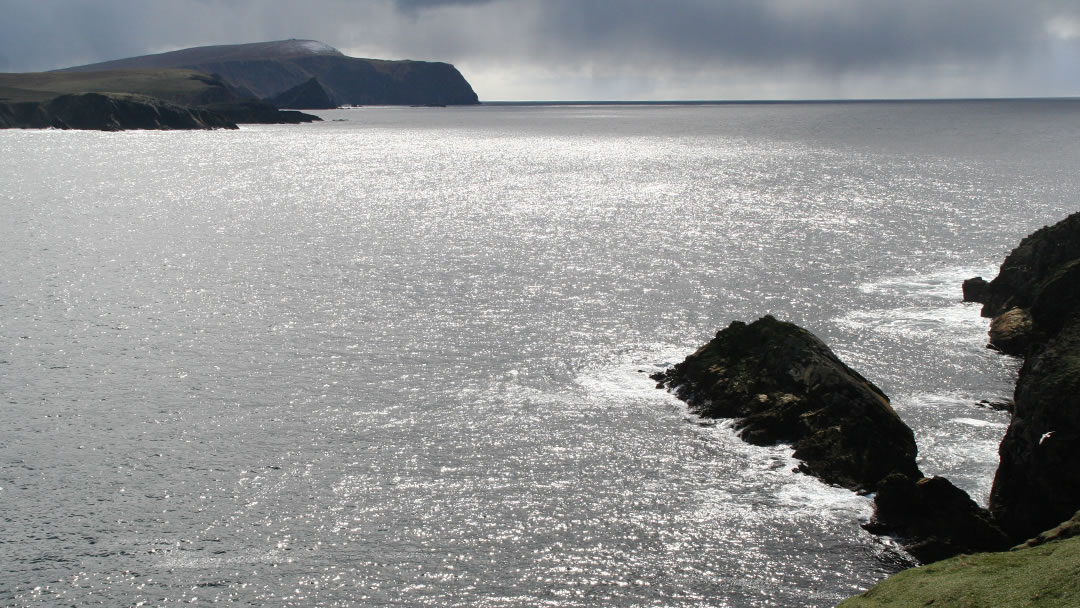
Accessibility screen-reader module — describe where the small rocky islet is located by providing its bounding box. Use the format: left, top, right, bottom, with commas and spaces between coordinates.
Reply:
652, 210, 1080, 603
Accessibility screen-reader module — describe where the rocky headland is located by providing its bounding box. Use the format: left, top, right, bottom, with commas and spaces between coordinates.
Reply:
57, 39, 480, 108
965, 211, 1080, 543
0, 69, 319, 130
655, 211, 1080, 601
1, 39, 481, 130
844, 210, 1080, 603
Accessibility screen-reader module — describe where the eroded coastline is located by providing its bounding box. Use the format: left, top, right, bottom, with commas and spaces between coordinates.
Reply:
654, 211, 1080, 603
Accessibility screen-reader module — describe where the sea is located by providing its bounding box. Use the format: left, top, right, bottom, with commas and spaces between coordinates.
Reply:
2, 100, 1079, 607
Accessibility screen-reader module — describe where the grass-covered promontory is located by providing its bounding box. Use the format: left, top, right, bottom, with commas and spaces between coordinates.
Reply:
0, 69, 318, 130
838, 534, 1080, 607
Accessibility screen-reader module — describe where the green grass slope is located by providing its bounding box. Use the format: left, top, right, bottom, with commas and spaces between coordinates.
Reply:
0, 69, 240, 105
838, 535, 1080, 607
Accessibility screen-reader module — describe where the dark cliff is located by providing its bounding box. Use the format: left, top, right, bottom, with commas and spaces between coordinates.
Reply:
58, 39, 480, 107
963, 211, 1080, 543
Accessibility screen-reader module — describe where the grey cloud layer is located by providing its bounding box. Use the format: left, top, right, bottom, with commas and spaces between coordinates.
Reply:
1, 0, 1076, 97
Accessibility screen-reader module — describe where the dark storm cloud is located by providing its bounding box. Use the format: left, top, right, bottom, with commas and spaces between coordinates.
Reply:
0, 0, 1077, 97
404, 0, 1072, 72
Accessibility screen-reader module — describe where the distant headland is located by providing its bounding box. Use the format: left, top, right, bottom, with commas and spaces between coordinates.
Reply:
0, 39, 479, 131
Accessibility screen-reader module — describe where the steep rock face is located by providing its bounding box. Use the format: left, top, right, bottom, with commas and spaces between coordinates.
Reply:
58, 40, 481, 106
990, 317, 1080, 542
973, 211, 1080, 544
652, 315, 921, 491
978, 211, 1080, 320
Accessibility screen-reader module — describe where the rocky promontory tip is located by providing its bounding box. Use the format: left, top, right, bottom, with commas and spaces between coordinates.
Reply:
652, 315, 921, 492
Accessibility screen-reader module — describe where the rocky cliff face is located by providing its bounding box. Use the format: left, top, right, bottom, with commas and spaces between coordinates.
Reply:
58, 39, 481, 107
964, 211, 1080, 543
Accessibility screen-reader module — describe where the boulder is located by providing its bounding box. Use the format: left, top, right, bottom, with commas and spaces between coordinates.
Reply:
962, 276, 990, 303
652, 315, 921, 491
865, 473, 1010, 563
987, 306, 1033, 355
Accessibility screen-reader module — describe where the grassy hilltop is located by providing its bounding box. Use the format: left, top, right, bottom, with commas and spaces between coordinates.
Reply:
0, 69, 239, 105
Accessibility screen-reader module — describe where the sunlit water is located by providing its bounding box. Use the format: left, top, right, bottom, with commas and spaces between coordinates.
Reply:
3, 101, 1079, 606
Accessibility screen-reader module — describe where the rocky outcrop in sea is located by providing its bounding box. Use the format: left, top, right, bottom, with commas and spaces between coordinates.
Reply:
651, 315, 1006, 562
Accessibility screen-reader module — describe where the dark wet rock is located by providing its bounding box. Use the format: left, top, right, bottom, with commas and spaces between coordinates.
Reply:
651, 315, 922, 492
979, 212, 1080, 320
972, 211, 1080, 544
988, 306, 1033, 355
865, 473, 1010, 563
976, 399, 1014, 413
990, 316, 1080, 543
963, 276, 990, 303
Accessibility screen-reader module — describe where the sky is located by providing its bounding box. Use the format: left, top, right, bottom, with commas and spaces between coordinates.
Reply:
1, 0, 1079, 101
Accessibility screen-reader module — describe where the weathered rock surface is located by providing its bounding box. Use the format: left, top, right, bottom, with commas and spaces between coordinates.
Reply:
976, 211, 1080, 544
978, 211, 1080, 320
651, 315, 922, 492
990, 315, 1080, 542
987, 306, 1033, 355
864, 473, 1010, 563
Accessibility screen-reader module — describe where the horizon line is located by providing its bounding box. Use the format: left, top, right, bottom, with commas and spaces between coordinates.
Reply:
476, 96, 1080, 106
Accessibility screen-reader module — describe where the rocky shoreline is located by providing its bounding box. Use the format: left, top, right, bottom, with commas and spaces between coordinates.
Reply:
653, 211, 1080, 602
0, 70, 321, 131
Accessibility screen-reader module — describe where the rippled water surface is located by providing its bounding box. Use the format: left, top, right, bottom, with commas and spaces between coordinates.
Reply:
3, 101, 1079, 606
